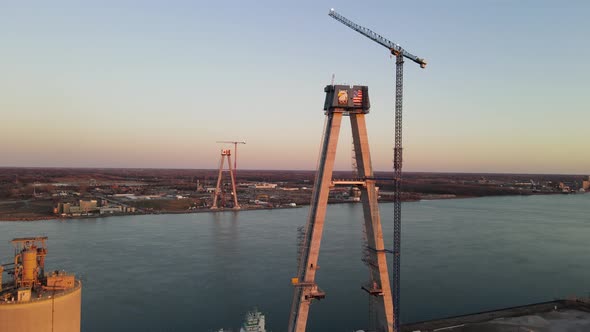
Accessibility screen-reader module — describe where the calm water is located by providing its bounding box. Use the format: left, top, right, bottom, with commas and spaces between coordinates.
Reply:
1, 194, 589, 331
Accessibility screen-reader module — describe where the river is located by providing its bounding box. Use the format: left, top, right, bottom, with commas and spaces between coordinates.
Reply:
1, 194, 589, 331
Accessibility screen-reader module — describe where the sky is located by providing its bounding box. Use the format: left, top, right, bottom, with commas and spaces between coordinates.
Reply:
1, 1, 589, 174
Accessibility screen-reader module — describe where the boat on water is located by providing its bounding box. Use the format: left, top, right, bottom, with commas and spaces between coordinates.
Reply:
240, 309, 266, 332
216, 309, 266, 332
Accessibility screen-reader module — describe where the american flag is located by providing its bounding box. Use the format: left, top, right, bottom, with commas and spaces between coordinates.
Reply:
352, 89, 363, 106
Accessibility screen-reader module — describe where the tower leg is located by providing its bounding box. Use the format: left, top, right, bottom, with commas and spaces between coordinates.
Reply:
211, 155, 226, 210
351, 113, 394, 332
227, 155, 240, 209
289, 112, 343, 332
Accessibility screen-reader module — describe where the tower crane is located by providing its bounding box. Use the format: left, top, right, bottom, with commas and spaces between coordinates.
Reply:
329, 9, 426, 332
216, 141, 246, 178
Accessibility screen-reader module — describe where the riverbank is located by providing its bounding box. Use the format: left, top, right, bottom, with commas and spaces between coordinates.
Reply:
2, 191, 582, 222
0, 204, 303, 222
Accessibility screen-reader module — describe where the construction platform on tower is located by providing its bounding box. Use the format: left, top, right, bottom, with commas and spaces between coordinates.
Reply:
401, 299, 590, 332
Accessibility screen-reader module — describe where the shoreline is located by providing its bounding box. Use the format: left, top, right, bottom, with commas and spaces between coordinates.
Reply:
1, 191, 583, 222
0, 205, 303, 222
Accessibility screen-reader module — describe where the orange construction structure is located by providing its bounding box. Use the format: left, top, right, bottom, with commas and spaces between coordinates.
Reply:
0, 237, 82, 332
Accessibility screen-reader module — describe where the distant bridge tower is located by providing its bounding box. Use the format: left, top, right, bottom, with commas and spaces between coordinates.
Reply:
211, 149, 240, 210
288, 85, 394, 332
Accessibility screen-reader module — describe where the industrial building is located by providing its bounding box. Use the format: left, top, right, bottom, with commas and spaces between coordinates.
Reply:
55, 199, 135, 216
79, 199, 98, 212
249, 183, 278, 189
0, 237, 82, 332
56, 199, 99, 215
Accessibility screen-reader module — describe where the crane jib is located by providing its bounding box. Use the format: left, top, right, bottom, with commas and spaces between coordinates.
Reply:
328, 9, 426, 68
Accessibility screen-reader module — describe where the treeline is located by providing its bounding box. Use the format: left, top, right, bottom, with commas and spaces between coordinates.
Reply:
379, 182, 528, 197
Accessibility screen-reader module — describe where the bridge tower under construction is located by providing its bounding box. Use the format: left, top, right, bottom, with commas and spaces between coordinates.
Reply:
288, 85, 394, 332
211, 149, 240, 210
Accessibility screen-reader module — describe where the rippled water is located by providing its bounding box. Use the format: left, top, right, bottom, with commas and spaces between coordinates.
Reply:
1, 194, 589, 331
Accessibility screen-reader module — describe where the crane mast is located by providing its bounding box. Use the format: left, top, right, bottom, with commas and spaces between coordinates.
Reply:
328, 9, 426, 332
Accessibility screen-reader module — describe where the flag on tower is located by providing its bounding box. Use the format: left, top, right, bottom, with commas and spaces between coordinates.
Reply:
353, 89, 363, 106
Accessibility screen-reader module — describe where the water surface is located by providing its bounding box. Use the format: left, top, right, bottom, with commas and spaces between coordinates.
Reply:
1, 194, 589, 331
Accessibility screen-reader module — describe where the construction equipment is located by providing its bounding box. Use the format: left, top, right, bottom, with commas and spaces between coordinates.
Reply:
216, 141, 246, 178
329, 9, 426, 332
289, 85, 393, 332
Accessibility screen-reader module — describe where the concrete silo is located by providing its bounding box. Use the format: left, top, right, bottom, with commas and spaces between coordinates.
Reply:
0, 237, 81, 332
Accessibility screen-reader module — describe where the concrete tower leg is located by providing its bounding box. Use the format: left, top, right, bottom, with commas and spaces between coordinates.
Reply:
227, 155, 240, 209
289, 111, 343, 332
211, 153, 226, 209
351, 113, 394, 331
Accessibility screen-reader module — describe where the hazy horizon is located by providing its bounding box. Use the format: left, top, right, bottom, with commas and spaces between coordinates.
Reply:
1, 165, 588, 177
2, 1, 589, 174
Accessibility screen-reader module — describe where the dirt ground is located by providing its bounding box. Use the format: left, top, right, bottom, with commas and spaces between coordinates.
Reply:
0, 199, 55, 221
454, 309, 590, 332
128, 199, 196, 212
